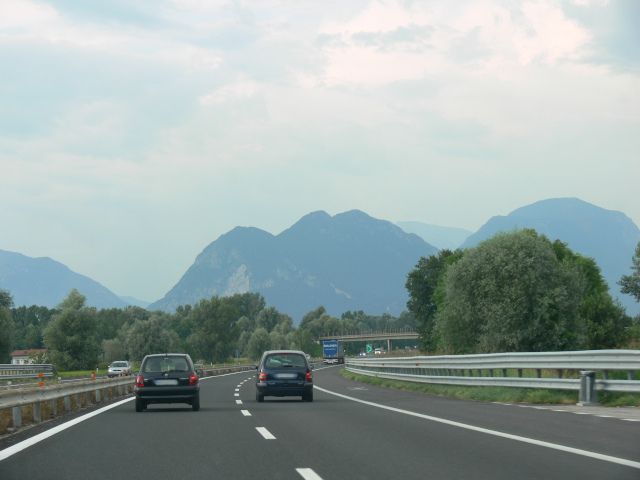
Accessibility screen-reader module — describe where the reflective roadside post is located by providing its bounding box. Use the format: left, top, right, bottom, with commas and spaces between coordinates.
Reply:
578, 370, 598, 406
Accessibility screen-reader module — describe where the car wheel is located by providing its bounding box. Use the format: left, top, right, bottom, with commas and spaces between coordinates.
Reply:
135, 397, 145, 412
304, 391, 313, 402
192, 393, 200, 411
256, 390, 264, 403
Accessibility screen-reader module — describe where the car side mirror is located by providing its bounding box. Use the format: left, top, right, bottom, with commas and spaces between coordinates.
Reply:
134, 371, 139, 376
196, 369, 204, 376
250, 365, 257, 370
310, 365, 314, 370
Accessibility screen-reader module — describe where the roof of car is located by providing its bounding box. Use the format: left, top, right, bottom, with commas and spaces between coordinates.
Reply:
262, 350, 306, 355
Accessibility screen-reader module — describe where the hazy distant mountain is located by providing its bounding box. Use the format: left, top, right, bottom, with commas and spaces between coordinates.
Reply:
461, 198, 640, 315
396, 221, 472, 250
119, 296, 151, 308
148, 210, 438, 321
0, 249, 128, 309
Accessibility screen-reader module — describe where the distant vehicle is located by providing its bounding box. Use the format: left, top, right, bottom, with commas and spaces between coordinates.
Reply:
134, 353, 200, 412
252, 350, 314, 402
108, 361, 133, 377
322, 340, 344, 364
374, 348, 384, 355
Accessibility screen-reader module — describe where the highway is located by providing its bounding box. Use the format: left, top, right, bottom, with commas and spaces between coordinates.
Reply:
1, 365, 639, 479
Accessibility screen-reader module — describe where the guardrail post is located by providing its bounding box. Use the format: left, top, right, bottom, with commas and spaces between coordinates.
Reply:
96, 389, 101, 403
50, 399, 57, 417
34, 402, 41, 422
13, 406, 21, 428
578, 371, 598, 406
64, 396, 71, 412
76, 393, 82, 410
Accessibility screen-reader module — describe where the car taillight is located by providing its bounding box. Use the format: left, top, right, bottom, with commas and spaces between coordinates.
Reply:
305, 372, 312, 382
136, 375, 144, 387
259, 372, 267, 383
189, 374, 198, 386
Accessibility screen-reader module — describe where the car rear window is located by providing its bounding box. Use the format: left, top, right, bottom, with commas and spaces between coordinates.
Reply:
112, 362, 128, 367
264, 353, 306, 368
142, 356, 190, 373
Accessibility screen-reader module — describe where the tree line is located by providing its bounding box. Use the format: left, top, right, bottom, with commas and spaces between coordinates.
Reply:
0, 289, 415, 369
406, 230, 640, 354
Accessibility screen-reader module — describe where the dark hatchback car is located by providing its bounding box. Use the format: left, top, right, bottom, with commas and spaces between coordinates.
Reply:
252, 350, 314, 402
134, 353, 200, 412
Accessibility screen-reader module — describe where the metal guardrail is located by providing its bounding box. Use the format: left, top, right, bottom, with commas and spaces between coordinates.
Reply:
0, 364, 59, 379
345, 350, 640, 401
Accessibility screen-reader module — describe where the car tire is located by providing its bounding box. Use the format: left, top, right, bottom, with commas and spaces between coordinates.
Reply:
192, 393, 200, 411
304, 391, 313, 402
135, 397, 145, 412
256, 390, 264, 403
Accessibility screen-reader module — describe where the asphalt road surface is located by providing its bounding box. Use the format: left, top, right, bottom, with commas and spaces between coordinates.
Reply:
1, 365, 638, 479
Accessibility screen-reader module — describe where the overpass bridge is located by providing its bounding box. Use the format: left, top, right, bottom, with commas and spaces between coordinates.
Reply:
317, 328, 420, 352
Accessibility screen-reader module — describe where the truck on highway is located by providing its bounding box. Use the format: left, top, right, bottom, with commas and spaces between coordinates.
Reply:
323, 340, 345, 364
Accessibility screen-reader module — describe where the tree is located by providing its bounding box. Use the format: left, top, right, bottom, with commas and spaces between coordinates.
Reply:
246, 328, 271, 361
434, 230, 585, 353
188, 296, 238, 363
619, 241, 640, 303
256, 306, 281, 333
42, 289, 100, 370
102, 338, 127, 363
405, 249, 461, 351
125, 315, 181, 361
0, 289, 15, 363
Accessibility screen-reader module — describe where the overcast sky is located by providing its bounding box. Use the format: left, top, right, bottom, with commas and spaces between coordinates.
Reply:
1, 0, 639, 303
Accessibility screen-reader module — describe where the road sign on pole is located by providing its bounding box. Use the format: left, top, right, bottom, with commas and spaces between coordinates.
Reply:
366, 344, 373, 354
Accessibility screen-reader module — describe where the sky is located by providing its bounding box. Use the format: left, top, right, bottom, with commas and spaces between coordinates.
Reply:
1, 0, 639, 303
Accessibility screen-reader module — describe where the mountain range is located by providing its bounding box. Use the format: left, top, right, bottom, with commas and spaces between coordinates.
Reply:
147, 210, 438, 320
0, 250, 129, 310
2, 197, 639, 319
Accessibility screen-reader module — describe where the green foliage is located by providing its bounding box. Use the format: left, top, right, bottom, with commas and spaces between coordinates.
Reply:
188, 296, 239, 363
246, 328, 271, 361
619, 241, 640, 303
0, 289, 15, 363
405, 249, 461, 352
42, 289, 100, 370
435, 230, 585, 353
125, 315, 181, 361
102, 338, 127, 363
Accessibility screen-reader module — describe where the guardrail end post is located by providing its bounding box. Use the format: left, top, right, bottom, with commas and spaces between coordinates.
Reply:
578, 370, 598, 406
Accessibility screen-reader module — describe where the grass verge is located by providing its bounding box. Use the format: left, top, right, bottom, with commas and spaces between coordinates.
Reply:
340, 369, 640, 407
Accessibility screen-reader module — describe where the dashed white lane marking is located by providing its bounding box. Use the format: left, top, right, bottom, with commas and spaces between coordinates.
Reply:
296, 468, 324, 479
316, 386, 640, 470
235, 388, 240, 392
236, 400, 243, 404
256, 427, 275, 440
234, 393, 239, 396
241, 410, 251, 416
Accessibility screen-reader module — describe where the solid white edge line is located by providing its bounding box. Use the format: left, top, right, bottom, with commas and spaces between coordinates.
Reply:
256, 427, 275, 440
0, 397, 133, 462
296, 467, 324, 480
314, 386, 640, 470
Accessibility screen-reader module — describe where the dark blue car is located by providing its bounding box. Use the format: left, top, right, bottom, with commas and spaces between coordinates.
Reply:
252, 350, 314, 402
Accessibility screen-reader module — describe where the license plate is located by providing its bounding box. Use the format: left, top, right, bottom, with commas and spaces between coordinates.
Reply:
155, 379, 178, 386
275, 373, 297, 380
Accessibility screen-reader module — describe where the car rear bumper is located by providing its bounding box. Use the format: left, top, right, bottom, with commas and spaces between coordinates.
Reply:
257, 382, 313, 397
135, 385, 199, 404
